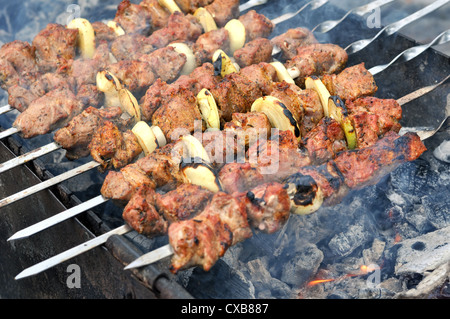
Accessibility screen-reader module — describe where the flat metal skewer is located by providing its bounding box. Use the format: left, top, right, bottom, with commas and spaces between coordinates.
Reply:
312, 0, 397, 33
15, 224, 132, 280
345, 0, 450, 54
238, 0, 268, 12
0, 160, 100, 209
0, 104, 13, 115
0, 127, 20, 140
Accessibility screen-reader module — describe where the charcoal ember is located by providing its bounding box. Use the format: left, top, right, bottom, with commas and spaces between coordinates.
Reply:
389, 160, 440, 197
327, 218, 373, 258
422, 193, 450, 229
270, 243, 324, 288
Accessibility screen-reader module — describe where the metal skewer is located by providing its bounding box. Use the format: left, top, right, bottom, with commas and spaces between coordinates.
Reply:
238, 0, 268, 12
0, 104, 13, 115
345, 0, 450, 54
311, 0, 397, 33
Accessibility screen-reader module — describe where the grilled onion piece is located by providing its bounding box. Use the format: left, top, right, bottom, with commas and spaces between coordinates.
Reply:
212, 49, 239, 77
158, 0, 181, 13
328, 96, 357, 149
194, 7, 218, 32
285, 173, 324, 215
305, 76, 331, 117
119, 88, 141, 123
224, 19, 246, 54
107, 21, 126, 36
251, 96, 301, 140
197, 88, 220, 130
181, 134, 211, 163
181, 159, 222, 193
168, 42, 196, 75
132, 121, 158, 155
67, 18, 96, 59
96, 70, 122, 107
270, 61, 295, 84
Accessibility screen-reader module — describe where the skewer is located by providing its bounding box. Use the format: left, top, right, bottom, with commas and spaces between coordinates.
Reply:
7, 73, 449, 241
0, 105, 13, 115
345, 0, 450, 54
238, 0, 268, 12
312, 0, 397, 33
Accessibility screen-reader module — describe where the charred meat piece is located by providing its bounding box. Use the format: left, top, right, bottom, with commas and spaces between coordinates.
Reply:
301, 117, 347, 164
239, 182, 291, 234
147, 12, 202, 48
233, 37, 273, 68
54, 106, 127, 160
76, 83, 103, 109
89, 121, 142, 171
205, 0, 240, 27
239, 62, 277, 95
285, 43, 348, 87
218, 162, 266, 194
114, 0, 153, 35
91, 21, 117, 45
101, 142, 187, 202
223, 111, 272, 147
193, 28, 230, 66
139, 46, 187, 83
155, 184, 213, 223
106, 60, 156, 95
0, 40, 39, 90
322, 63, 378, 101
271, 28, 318, 60
169, 191, 251, 273
13, 86, 82, 138
32, 23, 78, 72
151, 86, 203, 142
238, 9, 274, 41
122, 185, 168, 236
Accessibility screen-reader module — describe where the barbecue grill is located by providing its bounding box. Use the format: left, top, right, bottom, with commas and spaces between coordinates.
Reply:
0, 0, 449, 300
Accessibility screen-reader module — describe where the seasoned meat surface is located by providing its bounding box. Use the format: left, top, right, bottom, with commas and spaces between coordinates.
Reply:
205, 0, 240, 27
110, 34, 155, 61
271, 28, 318, 60
238, 10, 274, 41
140, 0, 171, 29
54, 106, 126, 160
114, 0, 152, 35
106, 60, 156, 94
233, 37, 273, 68
32, 23, 78, 72
13, 86, 82, 138
193, 28, 230, 66
219, 162, 265, 194
139, 46, 186, 82
285, 43, 348, 86
322, 63, 377, 101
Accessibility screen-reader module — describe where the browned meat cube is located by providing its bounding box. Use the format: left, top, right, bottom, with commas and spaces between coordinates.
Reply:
285, 43, 348, 87
193, 28, 230, 65
271, 28, 318, 60
140, 0, 171, 29
268, 81, 305, 125
54, 106, 126, 160
174, 0, 214, 13
302, 117, 347, 164
139, 46, 186, 82
223, 111, 272, 147
155, 184, 213, 223
91, 21, 117, 44
13, 86, 82, 138
106, 60, 156, 95
122, 185, 168, 236
110, 34, 155, 61
32, 24, 78, 72
234, 38, 273, 68
322, 63, 378, 101
205, 0, 240, 27
238, 10, 274, 41
114, 0, 152, 35
218, 162, 266, 194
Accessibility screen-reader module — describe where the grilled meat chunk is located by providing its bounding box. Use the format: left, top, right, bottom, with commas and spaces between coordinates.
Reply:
13, 86, 82, 138
110, 34, 155, 61
114, 0, 152, 35
322, 63, 377, 101
122, 185, 168, 236
174, 0, 214, 13
91, 21, 117, 44
54, 106, 127, 160
285, 43, 348, 87
32, 23, 78, 72
239, 182, 291, 233
151, 86, 203, 142
205, 0, 240, 27
193, 28, 230, 66
0, 40, 39, 90
89, 121, 142, 170
218, 162, 265, 194
173, 62, 220, 94
268, 81, 305, 126
101, 142, 186, 202
155, 184, 213, 223
106, 60, 156, 95
169, 191, 251, 273
147, 12, 203, 48
302, 117, 347, 164
271, 28, 318, 60
233, 37, 273, 68
238, 9, 274, 41
138, 46, 187, 83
